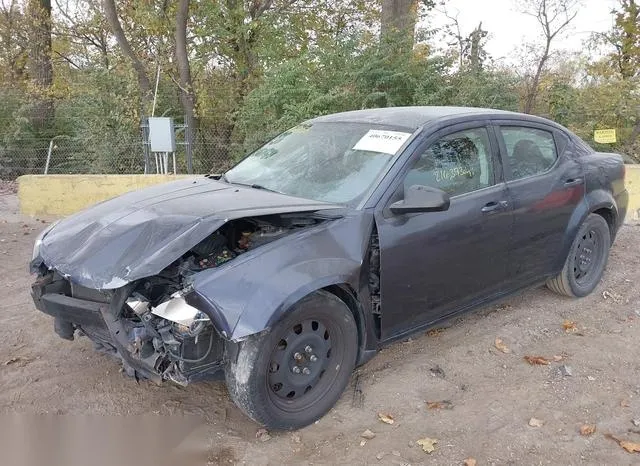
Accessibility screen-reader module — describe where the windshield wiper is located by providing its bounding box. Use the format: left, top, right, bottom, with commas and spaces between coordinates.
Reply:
249, 183, 281, 193
224, 179, 283, 194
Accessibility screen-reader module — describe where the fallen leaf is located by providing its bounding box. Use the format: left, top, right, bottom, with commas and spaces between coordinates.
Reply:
529, 417, 544, 427
427, 328, 445, 337
255, 428, 271, 442
416, 437, 437, 453
524, 355, 551, 365
463, 459, 477, 466
580, 424, 596, 436
430, 365, 446, 378
3, 356, 32, 367
621, 441, 640, 453
378, 412, 394, 424
605, 433, 640, 453
494, 338, 511, 353
361, 429, 376, 439
563, 320, 577, 332
602, 290, 622, 303
426, 400, 454, 410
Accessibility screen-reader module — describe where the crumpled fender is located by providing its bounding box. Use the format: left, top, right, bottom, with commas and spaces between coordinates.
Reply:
187, 211, 374, 341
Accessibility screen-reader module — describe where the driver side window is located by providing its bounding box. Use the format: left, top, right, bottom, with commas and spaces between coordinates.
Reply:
403, 127, 495, 197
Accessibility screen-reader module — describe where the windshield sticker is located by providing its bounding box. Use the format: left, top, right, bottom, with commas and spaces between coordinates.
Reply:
352, 130, 412, 155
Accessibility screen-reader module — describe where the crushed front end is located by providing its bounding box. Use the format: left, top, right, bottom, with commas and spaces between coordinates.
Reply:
29, 213, 328, 385
30, 271, 226, 385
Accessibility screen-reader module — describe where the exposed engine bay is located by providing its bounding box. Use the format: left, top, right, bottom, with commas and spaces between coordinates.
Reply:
32, 213, 329, 385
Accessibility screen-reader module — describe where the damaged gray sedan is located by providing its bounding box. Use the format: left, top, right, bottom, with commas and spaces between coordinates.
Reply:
30, 106, 627, 429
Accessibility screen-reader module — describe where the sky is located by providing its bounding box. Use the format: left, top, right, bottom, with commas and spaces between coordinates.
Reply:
426, 0, 619, 62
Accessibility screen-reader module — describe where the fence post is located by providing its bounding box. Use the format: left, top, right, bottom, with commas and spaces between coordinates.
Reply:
44, 138, 54, 174
185, 117, 193, 174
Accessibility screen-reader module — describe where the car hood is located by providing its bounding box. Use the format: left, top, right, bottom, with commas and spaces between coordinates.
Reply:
32, 176, 341, 289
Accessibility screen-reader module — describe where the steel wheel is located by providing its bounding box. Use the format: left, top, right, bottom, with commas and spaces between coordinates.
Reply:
224, 290, 358, 430
547, 213, 611, 298
573, 228, 604, 285
267, 318, 337, 411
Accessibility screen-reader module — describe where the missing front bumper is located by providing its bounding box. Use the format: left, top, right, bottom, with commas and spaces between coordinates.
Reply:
30, 273, 225, 385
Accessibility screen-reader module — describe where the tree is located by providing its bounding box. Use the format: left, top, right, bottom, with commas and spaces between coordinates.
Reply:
102, 0, 152, 111
601, 0, 640, 79
519, 0, 579, 114
465, 22, 488, 73
602, 0, 640, 152
27, 0, 54, 130
175, 0, 197, 173
0, 1, 28, 85
381, 0, 426, 50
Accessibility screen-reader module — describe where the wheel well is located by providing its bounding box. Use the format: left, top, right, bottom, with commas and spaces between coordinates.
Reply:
592, 207, 616, 242
322, 284, 365, 355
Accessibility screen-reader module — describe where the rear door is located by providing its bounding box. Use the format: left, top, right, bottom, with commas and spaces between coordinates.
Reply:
493, 121, 584, 285
375, 122, 513, 339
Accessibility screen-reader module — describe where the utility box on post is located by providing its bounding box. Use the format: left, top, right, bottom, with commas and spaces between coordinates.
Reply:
148, 117, 176, 153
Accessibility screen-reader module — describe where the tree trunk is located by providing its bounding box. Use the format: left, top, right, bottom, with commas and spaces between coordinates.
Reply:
380, 0, 417, 50
27, 0, 53, 131
523, 39, 551, 114
102, 0, 152, 111
175, 0, 198, 173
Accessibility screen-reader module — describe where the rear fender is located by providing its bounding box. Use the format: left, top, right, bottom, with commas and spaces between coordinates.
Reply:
554, 189, 617, 272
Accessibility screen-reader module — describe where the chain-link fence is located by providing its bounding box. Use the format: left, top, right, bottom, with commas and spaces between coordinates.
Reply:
0, 125, 242, 180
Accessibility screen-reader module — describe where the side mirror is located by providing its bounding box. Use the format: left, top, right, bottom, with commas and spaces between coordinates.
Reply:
389, 185, 450, 214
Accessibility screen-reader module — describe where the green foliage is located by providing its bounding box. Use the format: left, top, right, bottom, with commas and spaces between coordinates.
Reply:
0, 0, 639, 177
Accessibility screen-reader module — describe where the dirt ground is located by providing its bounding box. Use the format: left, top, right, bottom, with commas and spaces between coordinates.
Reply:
2, 190, 640, 466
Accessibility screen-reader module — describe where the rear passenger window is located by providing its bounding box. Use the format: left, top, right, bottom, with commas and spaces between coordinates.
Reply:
500, 126, 557, 180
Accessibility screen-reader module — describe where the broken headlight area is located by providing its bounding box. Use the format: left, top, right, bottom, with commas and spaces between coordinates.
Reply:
30, 213, 329, 385
117, 286, 225, 386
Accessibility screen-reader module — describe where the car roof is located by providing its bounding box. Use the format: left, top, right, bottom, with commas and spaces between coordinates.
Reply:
307, 106, 554, 131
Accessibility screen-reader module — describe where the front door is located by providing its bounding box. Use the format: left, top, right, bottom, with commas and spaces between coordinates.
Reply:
375, 123, 513, 340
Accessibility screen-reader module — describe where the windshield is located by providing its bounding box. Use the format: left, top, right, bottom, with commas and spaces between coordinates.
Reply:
224, 122, 415, 205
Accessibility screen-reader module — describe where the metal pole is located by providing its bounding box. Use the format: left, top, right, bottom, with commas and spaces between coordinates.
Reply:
44, 139, 54, 174
172, 151, 176, 175
185, 117, 193, 175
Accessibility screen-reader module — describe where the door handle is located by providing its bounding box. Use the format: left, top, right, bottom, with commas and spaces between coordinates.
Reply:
564, 178, 583, 187
481, 200, 509, 213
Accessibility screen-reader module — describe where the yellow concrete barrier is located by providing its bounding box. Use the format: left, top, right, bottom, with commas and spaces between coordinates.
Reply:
17, 174, 193, 216
625, 165, 640, 223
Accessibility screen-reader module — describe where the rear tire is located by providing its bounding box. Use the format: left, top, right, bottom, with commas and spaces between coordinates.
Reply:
546, 213, 610, 297
224, 290, 358, 430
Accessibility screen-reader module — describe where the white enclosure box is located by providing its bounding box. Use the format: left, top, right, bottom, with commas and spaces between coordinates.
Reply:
148, 117, 176, 152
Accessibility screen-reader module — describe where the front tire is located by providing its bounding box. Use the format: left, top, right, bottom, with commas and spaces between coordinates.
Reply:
547, 213, 611, 297
224, 290, 358, 430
